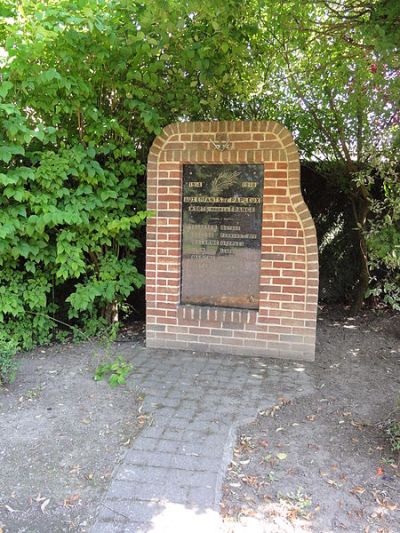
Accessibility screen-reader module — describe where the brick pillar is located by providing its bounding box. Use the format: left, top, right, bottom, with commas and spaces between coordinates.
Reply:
146, 121, 318, 361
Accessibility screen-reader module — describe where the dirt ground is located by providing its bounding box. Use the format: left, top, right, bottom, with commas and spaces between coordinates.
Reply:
221, 308, 400, 532
0, 332, 148, 533
1, 310, 399, 533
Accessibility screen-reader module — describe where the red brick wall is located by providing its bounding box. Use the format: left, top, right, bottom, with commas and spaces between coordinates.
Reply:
146, 121, 318, 361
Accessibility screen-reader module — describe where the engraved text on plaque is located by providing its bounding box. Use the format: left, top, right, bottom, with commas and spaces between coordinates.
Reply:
181, 164, 264, 309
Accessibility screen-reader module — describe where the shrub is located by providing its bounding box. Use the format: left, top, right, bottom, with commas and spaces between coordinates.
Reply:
0, 333, 18, 385
386, 421, 400, 453
356, 145, 400, 310
0, 0, 256, 347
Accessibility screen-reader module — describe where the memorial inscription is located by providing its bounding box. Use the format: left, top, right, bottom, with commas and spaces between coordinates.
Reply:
181, 164, 264, 309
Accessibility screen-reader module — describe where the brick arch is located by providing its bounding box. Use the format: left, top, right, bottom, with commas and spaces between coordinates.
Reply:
146, 121, 318, 360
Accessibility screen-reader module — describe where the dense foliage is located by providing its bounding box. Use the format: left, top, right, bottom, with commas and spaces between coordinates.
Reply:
231, 0, 400, 312
357, 146, 400, 309
0, 0, 260, 348
0, 0, 398, 353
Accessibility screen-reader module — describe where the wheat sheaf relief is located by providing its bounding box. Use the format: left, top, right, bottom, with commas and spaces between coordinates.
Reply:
209, 169, 240, 196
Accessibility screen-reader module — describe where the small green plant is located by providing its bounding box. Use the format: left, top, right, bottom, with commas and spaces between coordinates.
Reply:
94, 356, 133, 388
386, 421, 400, 453
92, 322, 132, 387
278, 488, 312, 516
381, 456, 397, 465
0, 334, 19, 385
24, 385, 45, 400
55, 329, 70, 343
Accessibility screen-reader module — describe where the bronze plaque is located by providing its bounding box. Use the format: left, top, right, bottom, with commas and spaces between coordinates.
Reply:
181, 164, 264, 309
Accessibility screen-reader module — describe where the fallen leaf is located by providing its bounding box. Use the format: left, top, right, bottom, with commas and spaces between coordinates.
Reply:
382, 501, 397, 511
350, 486, 365, 495
278, 397, 292, 405
41, 499, 50, 513
306, 415, 316, 421
80, 418, 91, 425
276, 453, 287, 461
242, 475, 259, 487
326, 479, 342, 488
240, 508, 258, 517
64, 494, 80, 507
350, 420, 365, 429
376, 467, 384, 476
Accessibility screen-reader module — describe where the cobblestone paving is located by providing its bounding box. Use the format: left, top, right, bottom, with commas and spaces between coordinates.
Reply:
92, 347, 314, 532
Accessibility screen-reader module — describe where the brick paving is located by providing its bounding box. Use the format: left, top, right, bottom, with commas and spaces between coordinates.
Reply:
92, 347, 314, 532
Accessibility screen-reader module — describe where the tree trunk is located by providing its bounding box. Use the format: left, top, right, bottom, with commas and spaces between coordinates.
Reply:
350, 230, 369, 315
104, 301, 119, 324
349, 192, 370, 315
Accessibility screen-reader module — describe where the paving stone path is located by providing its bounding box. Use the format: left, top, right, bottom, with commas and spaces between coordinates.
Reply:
92, 347, 314, 532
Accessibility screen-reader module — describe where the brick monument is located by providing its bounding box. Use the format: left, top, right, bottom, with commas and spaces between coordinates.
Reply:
146, 121, 318, 360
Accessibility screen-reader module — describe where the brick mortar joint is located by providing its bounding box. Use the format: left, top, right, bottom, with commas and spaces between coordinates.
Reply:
149, 121, 299, 161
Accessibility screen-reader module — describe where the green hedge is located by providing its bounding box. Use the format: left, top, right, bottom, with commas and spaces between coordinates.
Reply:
0, 0, 260, 348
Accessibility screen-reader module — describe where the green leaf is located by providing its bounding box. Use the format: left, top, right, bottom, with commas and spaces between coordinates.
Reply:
0, 147, 12, 163
0, 81, 13, 99
221, 42, 229, 54
0, 173, 18, 186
